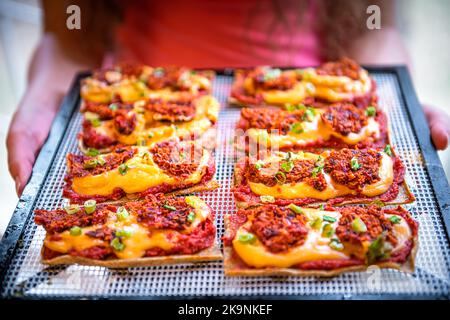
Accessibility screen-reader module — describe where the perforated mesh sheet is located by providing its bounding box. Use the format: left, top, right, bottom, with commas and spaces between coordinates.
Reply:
2, 73, 450, 299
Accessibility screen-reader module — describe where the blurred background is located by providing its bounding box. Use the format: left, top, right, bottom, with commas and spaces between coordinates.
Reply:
0, 0, 449, 237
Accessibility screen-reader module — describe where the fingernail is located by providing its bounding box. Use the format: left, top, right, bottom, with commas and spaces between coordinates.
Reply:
15, 177, 21, 196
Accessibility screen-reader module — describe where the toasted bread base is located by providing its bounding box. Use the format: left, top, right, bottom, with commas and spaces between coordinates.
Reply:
42, 245, 222, 268
223, 216, 418, 277
233, 157, 415, 209
223, 247, 416, 277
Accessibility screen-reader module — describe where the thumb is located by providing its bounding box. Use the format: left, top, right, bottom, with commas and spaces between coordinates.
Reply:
7, 131, 39, 196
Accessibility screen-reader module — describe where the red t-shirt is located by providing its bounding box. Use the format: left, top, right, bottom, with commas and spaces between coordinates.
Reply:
115, 0, 320, 68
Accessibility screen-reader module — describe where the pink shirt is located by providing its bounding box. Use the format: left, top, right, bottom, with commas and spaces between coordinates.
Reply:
116, 0, 320, 68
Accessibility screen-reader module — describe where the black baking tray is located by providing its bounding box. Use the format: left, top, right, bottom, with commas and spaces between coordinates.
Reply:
0, 66, 449, 300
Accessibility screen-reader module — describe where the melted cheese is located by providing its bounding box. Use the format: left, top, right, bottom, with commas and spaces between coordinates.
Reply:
301, 69, 372, 102
233, 209, 347, 268
247, 109, 380, 149
44, 227, 107, 253
261, 82, 308, 105
81, 79, 113, 103
114, 80, 149, 102
248, 151, 393, 200
72, 147, 211, 196
45, 196, 210, 259
232, 208, 413, 268
92, 95, 219, 147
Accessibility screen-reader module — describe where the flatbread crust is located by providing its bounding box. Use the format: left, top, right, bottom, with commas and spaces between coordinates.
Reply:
223, 247, 417, 277
42, 245, 222, 268
228, 96, 264, 108
232, 148, 415, 209
223, 215, 418, 277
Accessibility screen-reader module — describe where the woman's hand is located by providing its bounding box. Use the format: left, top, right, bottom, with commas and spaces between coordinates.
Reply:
7, 87, 63, 196
424, 105, 450, 150
6, 33, 97, 196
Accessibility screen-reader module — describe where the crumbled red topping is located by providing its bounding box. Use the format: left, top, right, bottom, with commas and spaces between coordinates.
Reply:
324, 149, 382, 191
67, 146, 136, 177
151, 140, 203, 178
114, 110, 137, 135
336, 206, 397, 247
246, 205, 309, 253
315, 57, 361, 80
321, 103, 368, 136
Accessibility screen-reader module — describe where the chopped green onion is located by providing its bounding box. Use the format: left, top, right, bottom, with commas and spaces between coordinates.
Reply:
319, 204, 325, 210
274, 171, 286, 184
162, 204, 177, 211
329, 238, 344, 251
290, 122, 304, 134
389, 215, 402, 224
384, 144, 392, 156
90, 118, 101, 127
285, 103, 306, 113
371, 199, 385, 207
86, 148, 99, 157
118, 163, 128, 175
116, 207, 129, 221
187, 212, 195, 223
303, 108, 316, 122
109, 103, 118, 111
322, 223, 334, 238
153, 67, 165, 77
281, 160, 294, 172
185, 197, 197, 208
323, 215, 337, 223
254, 160, 264, 170
97, 155, 106, 166
64, 204, 80, 215
285, 104, 296, 112
350, 157, 361, 171
83, 159, 99, 169
310, 217, 322, 230
110, 237, 125, 251
367, 235, 384, 263
84, 200, 97, 214
260, 195, 275, 203
238, 233, 256, 244
115, 229, 132, 238
365, 106, 377, 117
351, 217, 368, 233
311, 164, 323, 177
263, 68, 281, 81
69, 226, 82, 236
287, 203, 304, 215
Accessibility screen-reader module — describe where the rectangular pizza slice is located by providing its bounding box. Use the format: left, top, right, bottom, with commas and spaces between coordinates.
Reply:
35, 194, 222, 267
81, 64, 214, 104
64, 140, 219, 204
79, 95, 220, 153
236, 103, 387, 150
223, 204, 418, 276
233, 148, 414, 208
229, 57, 377, 108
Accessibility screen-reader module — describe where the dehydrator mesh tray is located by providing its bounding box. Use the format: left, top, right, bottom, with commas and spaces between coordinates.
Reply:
1, 68, 449, 299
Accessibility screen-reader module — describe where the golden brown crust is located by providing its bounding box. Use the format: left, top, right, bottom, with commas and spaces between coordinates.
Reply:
167, 180, 221, 196
42, 246, 222, 268
228, 96, 260, 108
223, 215, 417, 277
232, 144, 415, 209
